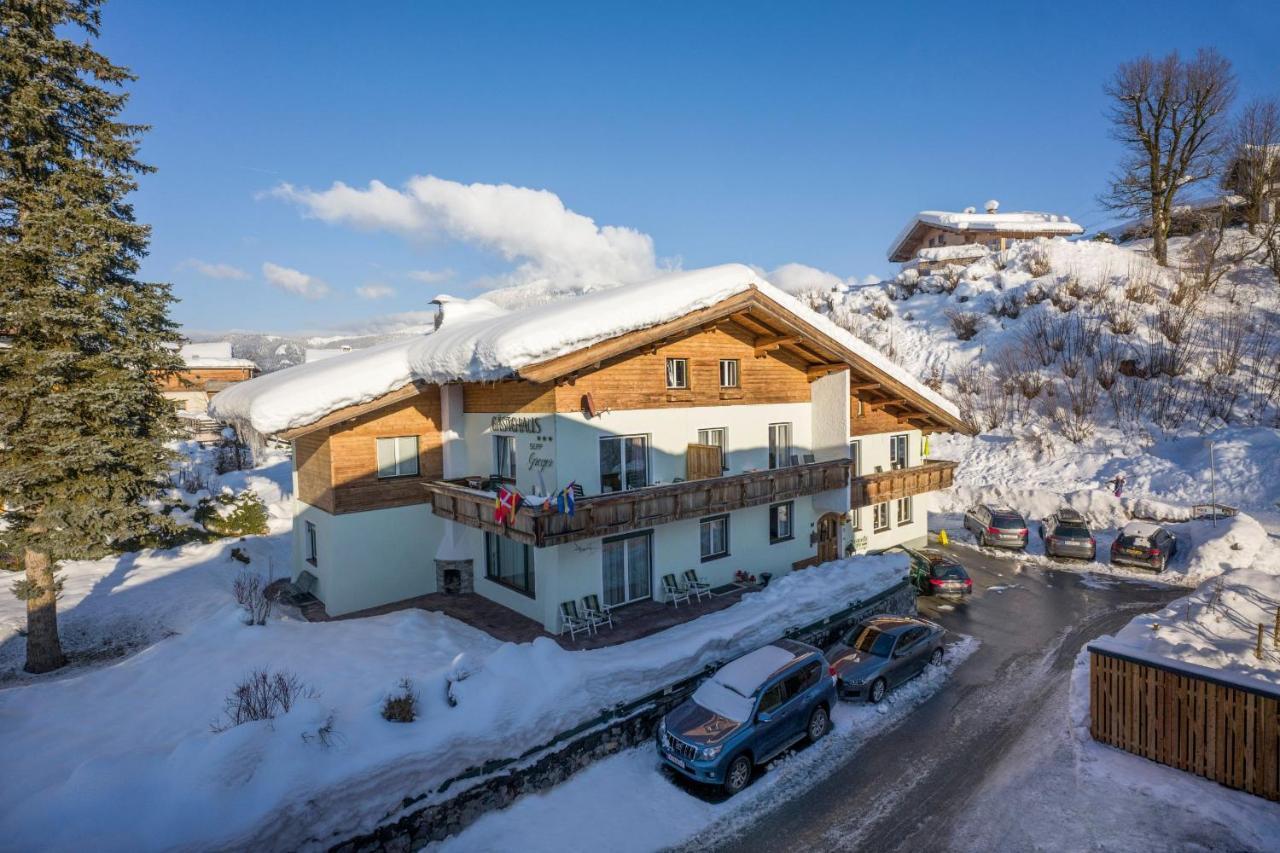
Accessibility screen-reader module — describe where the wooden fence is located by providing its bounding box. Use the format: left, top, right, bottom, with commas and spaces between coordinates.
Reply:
1088, 644, 1280, 801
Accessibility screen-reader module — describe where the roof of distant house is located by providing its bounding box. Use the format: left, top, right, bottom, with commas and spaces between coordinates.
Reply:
178, 341, 258, 370
888, 202, 1083, 262
210, 264, 964, 438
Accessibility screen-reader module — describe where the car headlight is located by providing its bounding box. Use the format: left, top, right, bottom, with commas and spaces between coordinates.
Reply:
699, 744, 722, 760
658, 720, 667, 744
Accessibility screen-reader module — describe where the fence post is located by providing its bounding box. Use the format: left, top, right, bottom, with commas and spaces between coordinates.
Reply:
1274, 606, 1279, 649
1257, 623, 1265, 660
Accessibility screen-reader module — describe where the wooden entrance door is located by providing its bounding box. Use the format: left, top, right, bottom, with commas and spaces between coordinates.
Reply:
817, 513, 841, 564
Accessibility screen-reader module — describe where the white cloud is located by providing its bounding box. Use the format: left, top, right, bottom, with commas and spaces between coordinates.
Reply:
407, 268, 456, 284
272, 175, 660, 294
762, 262, 854, 294
356, 283, 396, 300
181, 258, 249, 280
262, 262, 330, 299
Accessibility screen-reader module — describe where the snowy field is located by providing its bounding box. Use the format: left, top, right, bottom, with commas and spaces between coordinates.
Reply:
432, 638, 979, 853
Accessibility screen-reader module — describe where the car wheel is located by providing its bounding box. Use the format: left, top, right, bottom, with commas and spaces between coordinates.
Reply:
930, 647, 944, 667
869, 677, 887, 704
723, 754, 753, 795
806, 705, 829, 742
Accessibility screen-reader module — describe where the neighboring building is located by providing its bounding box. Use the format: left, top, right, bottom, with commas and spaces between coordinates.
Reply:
888, 200, 1083, 271
211, 265, 971, 631
161, 342, 259, 441
305, 345, 353, 363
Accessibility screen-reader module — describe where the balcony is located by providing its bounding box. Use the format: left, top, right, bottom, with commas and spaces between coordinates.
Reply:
424, 458, 852, 547
849, 459, 957, 508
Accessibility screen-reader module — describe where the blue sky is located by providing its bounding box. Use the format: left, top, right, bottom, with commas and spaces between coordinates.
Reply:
96, 0, 1280, 333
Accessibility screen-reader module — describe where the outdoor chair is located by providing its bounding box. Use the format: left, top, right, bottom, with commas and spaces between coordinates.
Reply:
661, 574, 691, 608
278, 570, 318, 607
682, 569, 713, 602
580, 594, 614, 631
559, 600, 593, 641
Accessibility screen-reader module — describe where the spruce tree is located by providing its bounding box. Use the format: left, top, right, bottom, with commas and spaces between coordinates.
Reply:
0, 0, 183, 673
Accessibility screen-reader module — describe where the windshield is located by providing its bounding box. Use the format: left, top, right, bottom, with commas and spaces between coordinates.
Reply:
932, 564, 967, 580
1053, 525, 1090, 537
849, 626, 896, 657
1118, 534, 1151, 548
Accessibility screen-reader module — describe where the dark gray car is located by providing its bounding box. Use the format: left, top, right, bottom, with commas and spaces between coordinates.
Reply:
1110, 521, 1178, 571
827, 616, 946, 703
1039, 509, 1096, 560
963, 504, 1029, 549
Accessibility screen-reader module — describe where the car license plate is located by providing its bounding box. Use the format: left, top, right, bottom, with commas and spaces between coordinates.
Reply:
667, 755, 685, 769
1124, 547, 1144, 556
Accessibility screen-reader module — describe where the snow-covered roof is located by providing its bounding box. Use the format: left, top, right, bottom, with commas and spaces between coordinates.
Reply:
210, 264, 961, 436
712, 644, 796, 696
888, 208, 1083, 261
915, 244, 990, 263
179, 342, 257, 370
304, 347, 351, 363
1120, 520, 1165, 539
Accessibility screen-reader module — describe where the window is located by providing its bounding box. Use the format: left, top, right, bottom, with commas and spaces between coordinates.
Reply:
849, 440, 861, 476
890, 433, 908, 470
897, 496, 913, 525
768, 422, 792, 469
873, 502, 891, 531
783, 661, 821, 697
485, 532, 535, 597
769, 502, 794, 543
856, 397, 865, 418
697, 427, 727, 471
851, 507, 862, 531
376, 436, 419, 478
304, 521, 317, 565
719, 359, 739, 388
599, 435, 649, 493
700, 515, 730, 561
492, 434, 517, 482
757, 682, 785, 714
602, 531, 652, 606
666, 358, 688, 389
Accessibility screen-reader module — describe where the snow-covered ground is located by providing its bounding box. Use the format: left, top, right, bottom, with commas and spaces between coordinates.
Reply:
432, 638, 978, 853
0, 445, 914, 853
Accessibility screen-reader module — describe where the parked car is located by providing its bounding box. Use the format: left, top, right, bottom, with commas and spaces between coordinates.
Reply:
656, 639, 835, 795
1110, 521, 1178, 572
963, 504, 1029, 550
827, 616, 946, 704
902, 547, 973, 597
1039, 509, 1097, 560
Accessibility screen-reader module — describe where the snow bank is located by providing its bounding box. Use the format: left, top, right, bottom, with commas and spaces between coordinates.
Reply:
0, 552, 908, 852
210, 264, 959, 436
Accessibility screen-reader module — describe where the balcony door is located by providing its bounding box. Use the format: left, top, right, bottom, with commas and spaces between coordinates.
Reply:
600, 435, 649, 494
602, 532, 652, 607
889, 433, 908, 470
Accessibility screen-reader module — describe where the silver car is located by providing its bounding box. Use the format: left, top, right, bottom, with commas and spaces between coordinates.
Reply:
963, 504, 1028, 550
827, 616, 946, 704
1039, 509, 1096, 560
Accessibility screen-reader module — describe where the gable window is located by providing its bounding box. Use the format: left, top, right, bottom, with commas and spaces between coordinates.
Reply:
485, 532, 535, 597
600, 435, 649, 494
700, 515, 730, 561
376, 436, 419, 478
897, 496, 913, 525
666, 358, 688, 389
697, 427, 727, 471
304, 521, 318, 565
492, 434, 517, 482
873, 502, 891, 532
769, 502, 794, 544
890, 433, 908, 470
768, 422, 793, 469
719, 359, 739, 388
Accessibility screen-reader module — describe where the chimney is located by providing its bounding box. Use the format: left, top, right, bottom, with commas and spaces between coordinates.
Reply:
984, 199, 1000, 214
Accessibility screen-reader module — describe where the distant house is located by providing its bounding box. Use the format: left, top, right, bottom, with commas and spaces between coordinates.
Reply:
888, 200, 1083, 271
305, 346, 353, 363
161, 342, 259, 441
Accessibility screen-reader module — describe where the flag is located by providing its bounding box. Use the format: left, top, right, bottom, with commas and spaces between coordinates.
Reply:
557, 482, 576, 517
495, 486, 522, 525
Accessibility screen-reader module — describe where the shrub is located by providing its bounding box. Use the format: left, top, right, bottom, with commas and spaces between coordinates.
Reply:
1049, 286, 1076, 313
1123, 263, 1158, 303
212, 669, 316, 732
381, 678, 420, 723
870, 301, 892, 321
1025, 243, 1052, 277
197, 490, 269, 538
944, 309, 983, 341
1023, 281, 1049, 305
991, 293, 1023, 320
937, 265, 963, 294
233, 571, 272, 626
1104, 300, 1137, 335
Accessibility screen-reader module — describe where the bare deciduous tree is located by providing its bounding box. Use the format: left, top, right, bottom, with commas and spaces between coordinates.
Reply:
1226, 98, 1280, 228
1101, 49, 1236, 266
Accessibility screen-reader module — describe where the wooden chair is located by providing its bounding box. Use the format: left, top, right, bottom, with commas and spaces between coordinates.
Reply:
580, 594, 614, 631
559, 600, 593, 641
683, 569, 712, 602
661, 574, 691, 608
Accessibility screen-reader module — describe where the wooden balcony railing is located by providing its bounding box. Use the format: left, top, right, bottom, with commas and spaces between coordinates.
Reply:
424, 459, 852, 547
850, 459, 957, 508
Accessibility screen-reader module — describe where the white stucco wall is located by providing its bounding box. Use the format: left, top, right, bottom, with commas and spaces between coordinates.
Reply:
846, 428, 929, 554
809, 370, 851, 462
461, 412, 559, 497
292, 501, 443, 616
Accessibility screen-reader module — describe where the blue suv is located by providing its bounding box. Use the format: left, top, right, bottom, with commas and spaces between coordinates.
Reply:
657, 639, 835, 794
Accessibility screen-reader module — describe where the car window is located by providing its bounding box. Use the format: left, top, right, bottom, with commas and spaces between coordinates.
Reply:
1054, 524, 1090, 537
850, 626, 896, 657
757, 682, 784, 714
992, 512, 1023, 527
897, 628, 924, 649
932, 564, 966, 580
783, 661, 820, 697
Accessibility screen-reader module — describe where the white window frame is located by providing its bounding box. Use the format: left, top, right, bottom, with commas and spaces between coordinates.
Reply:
697, 427, 728, 471
851, 507, 862, 532
849, 439, 861, 476
896, 496, 913, 525
700, 515, 730, 562
666, 357, 688, 389
492, 433, 518, 482
890, 433, 908, 470
719, 358, 739, 388
769, 501, 794, 543
304, 520, 317, 565
768, 422, 793, 470
873, 502, 891, 532
376, 435, 420, 479
599, 434, 650, 494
